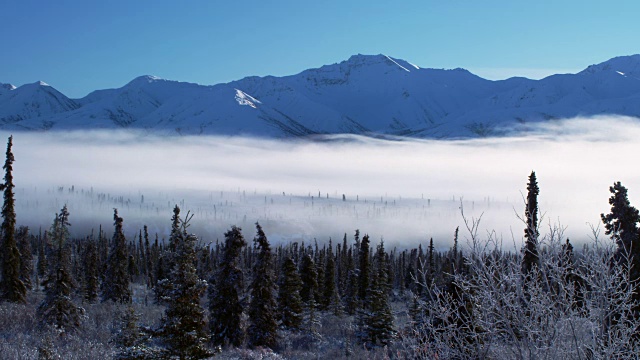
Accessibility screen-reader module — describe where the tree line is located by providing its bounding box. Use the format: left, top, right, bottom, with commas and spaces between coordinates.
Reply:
2, 136, 640, 358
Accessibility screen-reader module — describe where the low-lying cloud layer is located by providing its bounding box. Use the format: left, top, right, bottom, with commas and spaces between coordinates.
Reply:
8, 116, 640, 249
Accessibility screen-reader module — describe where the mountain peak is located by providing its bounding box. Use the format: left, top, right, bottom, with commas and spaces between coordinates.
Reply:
343, 53, 417, 72
126, 75, 163, 87
581, 54, 640, 78
0, 83, 16, 91
15, 81, 54, 92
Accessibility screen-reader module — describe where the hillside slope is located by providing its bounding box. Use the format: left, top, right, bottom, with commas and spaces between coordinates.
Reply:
2, 54, 640, 138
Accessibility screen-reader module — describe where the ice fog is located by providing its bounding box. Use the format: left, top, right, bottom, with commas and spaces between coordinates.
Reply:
7, 116, 640, 250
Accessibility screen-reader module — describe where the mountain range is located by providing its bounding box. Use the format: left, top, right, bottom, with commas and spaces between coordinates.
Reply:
2, 54, 640, 138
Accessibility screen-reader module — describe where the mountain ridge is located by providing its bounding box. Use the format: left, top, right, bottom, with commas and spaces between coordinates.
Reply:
2, 54, 640, 138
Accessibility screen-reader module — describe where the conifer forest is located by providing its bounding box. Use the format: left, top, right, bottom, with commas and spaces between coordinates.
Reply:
2, 135, 640, 360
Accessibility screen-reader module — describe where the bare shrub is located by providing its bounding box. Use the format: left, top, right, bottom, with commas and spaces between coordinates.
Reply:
399, 207, 640, 359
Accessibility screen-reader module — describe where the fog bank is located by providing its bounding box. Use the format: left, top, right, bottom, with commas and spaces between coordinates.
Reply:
8, 116, 640, 249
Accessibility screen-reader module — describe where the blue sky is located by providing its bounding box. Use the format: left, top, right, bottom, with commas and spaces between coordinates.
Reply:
1, 0, 638, 98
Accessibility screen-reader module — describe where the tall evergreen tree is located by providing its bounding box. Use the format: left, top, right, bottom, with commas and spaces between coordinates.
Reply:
277, 257, 303, 330
36, 232, 48, 287
314, 246, 325, 306
322, 240, 339, 311
159, 208, 211, 359
601, 182, 640, 256
299, 253, 321, 336
522, 171, 540, 277
299, 254, 318, 305
247, 223, 278, 349
452, 226, 460, 270
0, 135, 26, 303
344, 249, 359, 315
209, 226, 246, 347
358, 234, 371, 304
83, 236, 99, 303
102, 209, 131, 303
601, 182, 640, 311
37, 206, 84, 331
359, 240, 395, 347
340, 233, 349, 291
137, 229, 146, 278
154, 207, 181, 304
427, 238, 435, 287
16, 226, 32, 290
143, 225, 153, 288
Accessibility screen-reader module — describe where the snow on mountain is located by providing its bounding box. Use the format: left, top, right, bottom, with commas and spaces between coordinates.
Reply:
2, 54, 640, 137
0, 83, 16, 92
0, 81, 79, 127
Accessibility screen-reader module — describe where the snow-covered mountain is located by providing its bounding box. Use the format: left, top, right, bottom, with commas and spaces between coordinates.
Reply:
2, 54, 640, 138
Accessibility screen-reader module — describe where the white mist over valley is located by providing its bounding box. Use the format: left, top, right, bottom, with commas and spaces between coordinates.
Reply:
11, 116, 640, 249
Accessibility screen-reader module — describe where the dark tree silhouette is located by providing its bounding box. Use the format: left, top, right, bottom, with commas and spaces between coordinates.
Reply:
601, 182, 640, 256
16, 226, 32, 291
299, 254, 318, 305
0, 135, 26, 303
344, 248, 359, 315
154, 206, 181, 304
323, 240, 341, 314
358, 234, 371, 304
277, 257, 303, 330
209, 226, 246, 347
37, 206, 84, 331
247, 223, 278, 349
83, 236, 99, 303
359, 240, 395, 347
102, 209, 131, 303
522, 171, 540, 277
601, 181, 640, 312
159, 207, 211, 359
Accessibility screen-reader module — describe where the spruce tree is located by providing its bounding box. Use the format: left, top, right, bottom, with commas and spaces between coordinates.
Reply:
522, 171, 540, 277
102, 209, 131, 303
247, 223, 278, 349
159, 208, 211, 359
83, 236, 99, 303
322, 241, 339, 311
0, 135, 26, 303
601, 182, 640, 256
358, 234, 371, 304
299, 254, 318, 305
452, 226, 460, 270
427, 238, 435, 287
344, 249, 359, 315
16, 226, 33, 290
209, 225, 246, 347
359, 240, 395, 347
114, 305, 156, 360
299, 253, 321, 337
340, 233, 349, 292
143, 225, 153, 288
278, 257, 303, 330
154, 207, 181, 304
36, 232, 48, 287
314, 247, 325, 307
37, 206, 84, 331
601, 182, 640, 310
137, 230, 146, 278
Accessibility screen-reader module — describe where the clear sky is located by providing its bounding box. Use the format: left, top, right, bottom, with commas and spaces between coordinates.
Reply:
1, 0, 638, 98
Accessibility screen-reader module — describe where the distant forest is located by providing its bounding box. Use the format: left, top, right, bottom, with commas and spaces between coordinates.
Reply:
1, 136, 640, 359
